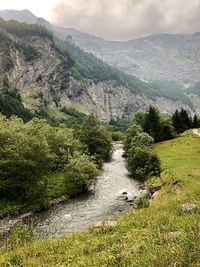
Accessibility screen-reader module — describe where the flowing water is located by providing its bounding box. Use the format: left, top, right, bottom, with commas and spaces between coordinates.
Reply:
30, 144, 141, 239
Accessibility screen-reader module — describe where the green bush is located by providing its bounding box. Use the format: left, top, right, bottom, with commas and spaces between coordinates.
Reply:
124, 121, 161, 182
111, 131, 123, 141
78, 113, 112, 167
135, 194, 150, 209
0, 93, 34, 122
64, 153, 98, 194
127, 146, 161, 182
123, 123, 143, 156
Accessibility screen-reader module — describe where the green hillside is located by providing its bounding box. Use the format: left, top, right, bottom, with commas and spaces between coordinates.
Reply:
1, 130, 200, 266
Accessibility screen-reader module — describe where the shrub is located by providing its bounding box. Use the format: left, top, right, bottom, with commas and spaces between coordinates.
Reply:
64, 153, 98, 194
127, 146, 161, 182
111, 131, 123, 141
135, 194, 150, 209
123, 123, 143, 156
6, 222, 34, 250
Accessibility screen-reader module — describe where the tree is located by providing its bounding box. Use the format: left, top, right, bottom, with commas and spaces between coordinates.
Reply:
124, 122, 161, 182
0, 116, 52, 200
123, 123, 143, 156
64, 153, 98, 194
172, 110, 182, 133
134, 112, 145, 129
144, 106, 162, 142
78, 113, 112, 167
127, 146, 161, 182
172, 109, 192, 133
160, 118, 176, 140
192, 114, 199, 128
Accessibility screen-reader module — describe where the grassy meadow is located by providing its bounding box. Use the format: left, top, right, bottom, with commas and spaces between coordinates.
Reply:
0, 130, 200, 266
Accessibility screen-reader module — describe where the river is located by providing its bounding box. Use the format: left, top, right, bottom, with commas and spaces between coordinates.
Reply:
31, 144, 141, 239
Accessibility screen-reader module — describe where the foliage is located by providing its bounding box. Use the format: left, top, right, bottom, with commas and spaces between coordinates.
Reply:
18, 44, 39, 62
78, 113, 112, 167
172, 108, 192, 133
150, 80, 193, 108
143, 106, 163, 142
0, 18, 53, 40
123, 123, 143, 156
60, 106, 86, 124
111, 131, 123, 141
133, 111, 145, 128
127, 146, 161, 182
192, 114, 200, 128
64, 153, 98, 194
38, 107, 86, 128
109, 117, 133, 132
0, 113, 106, 216
47, 127, 83, 172
135, 194, 150, 209
5, 222, 34, 250
160, 117, 177, 140
0, 91, 34, 122
142, 105, 176, 142
124, 122, 161, 182
0, 116, 52, 200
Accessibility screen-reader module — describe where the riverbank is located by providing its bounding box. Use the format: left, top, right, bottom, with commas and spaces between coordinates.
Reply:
0, 172, 70, 219
1, 130, 200, 266
0, 144, 142, 240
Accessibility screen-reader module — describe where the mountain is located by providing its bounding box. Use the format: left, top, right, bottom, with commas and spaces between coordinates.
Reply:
0, 12, 194, 121
1, 10, 200, 85
55, 30, 200, 86
0, 9, 37, 24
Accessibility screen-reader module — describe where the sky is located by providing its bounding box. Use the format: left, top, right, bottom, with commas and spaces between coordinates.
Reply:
1, 0, 200, 41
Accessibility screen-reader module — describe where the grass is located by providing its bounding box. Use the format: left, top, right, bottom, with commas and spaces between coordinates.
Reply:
0, 130, 200, 266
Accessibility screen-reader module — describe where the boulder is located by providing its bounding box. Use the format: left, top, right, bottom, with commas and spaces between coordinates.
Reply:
117, 195, 128, 201
148, 185, 162, 194
164, 231, 182, 240
151, 191, 160, 200
179, 203, 198, 213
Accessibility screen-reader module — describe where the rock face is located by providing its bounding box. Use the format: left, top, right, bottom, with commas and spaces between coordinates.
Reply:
0, 20, 192, 122
61, 31, 200, 86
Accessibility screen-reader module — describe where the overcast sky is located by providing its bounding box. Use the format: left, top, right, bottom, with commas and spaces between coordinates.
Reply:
1, 0, 200, 41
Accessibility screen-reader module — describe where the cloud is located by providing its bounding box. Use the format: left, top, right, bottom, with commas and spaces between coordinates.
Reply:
50, 0, 200, 41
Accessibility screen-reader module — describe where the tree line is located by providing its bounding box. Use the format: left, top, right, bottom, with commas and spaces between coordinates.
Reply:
134, 106, 200, 142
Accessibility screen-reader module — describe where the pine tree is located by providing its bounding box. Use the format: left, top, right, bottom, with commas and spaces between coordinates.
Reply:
193, 114, 199, 128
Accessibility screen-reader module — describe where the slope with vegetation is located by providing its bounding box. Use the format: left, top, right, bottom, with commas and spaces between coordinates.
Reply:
1, 130, 200, 266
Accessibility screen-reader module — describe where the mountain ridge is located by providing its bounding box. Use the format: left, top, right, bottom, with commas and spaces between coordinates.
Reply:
0, 11, 195, 121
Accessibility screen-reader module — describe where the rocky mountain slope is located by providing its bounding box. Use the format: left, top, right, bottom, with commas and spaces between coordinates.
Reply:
62, 32, 200, 86
0, 15, 194, 121
2, 10, 200, 85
